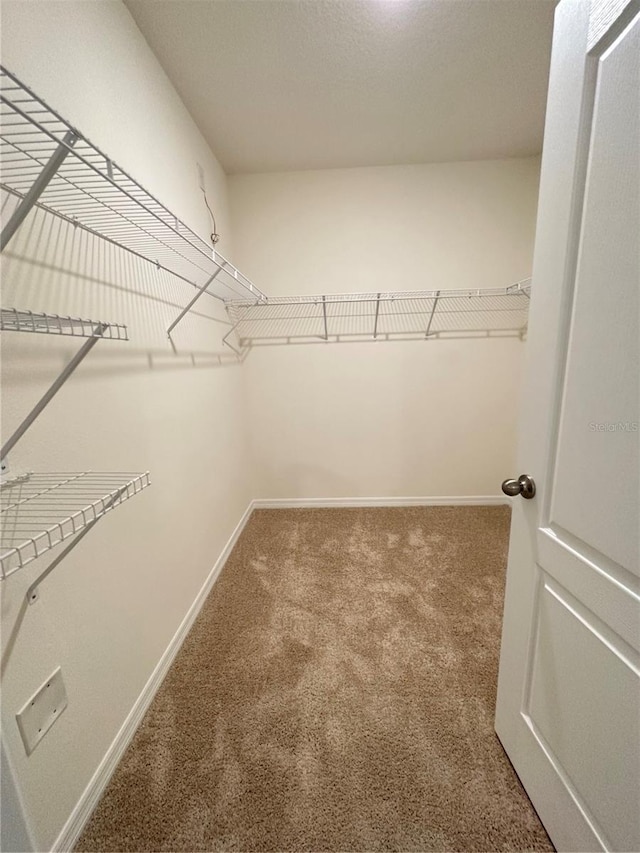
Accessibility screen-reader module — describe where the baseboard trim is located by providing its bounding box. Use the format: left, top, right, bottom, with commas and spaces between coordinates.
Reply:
252, 495, 510, 509
51, 500, 255, 853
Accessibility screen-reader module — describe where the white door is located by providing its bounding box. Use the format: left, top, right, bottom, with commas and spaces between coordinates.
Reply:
495, 1, 640, 851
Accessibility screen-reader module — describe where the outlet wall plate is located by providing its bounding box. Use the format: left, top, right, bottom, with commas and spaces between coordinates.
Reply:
16, 667, 68, 755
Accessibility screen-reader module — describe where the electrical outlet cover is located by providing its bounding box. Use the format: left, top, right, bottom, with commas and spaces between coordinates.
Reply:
16, 667, 68, 755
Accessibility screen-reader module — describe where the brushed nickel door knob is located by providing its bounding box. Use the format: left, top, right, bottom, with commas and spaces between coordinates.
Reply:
501, 474, 536, 499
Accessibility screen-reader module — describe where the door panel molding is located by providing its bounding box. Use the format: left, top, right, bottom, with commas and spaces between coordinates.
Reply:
517, 569, 639, 851
538, 529, 640, 651
524, 575, 640, 850
545, 522, 640, 593
533, 575, 640, 678
521, 713, 610, 852
588, 0, 640, 51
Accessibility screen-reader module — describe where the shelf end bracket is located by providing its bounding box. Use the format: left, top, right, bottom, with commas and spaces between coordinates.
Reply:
167, 268, 223, 340
1, 130, 78, 252
0, 323, 107, 462
25, 486, 126, 604
425, 290, 441, 338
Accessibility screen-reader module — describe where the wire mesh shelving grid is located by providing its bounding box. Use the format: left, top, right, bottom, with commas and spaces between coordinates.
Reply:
1, 66, 533, 346
225, 280, 531, 346
0, 471, 151, 578
0, 65, 265, 303
0, 308, 128, 339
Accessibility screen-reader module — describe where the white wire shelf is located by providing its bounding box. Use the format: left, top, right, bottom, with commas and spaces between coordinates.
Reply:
0, 471, 151, 578
0, 65, 265, 303
225, 280, 531, 346
0, 308, 128, 340
1, 66, 531, 347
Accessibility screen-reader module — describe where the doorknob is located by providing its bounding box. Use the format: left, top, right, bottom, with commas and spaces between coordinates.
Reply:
501, 474, 536, 499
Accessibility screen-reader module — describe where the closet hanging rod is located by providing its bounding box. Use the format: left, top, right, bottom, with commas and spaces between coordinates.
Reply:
0, 65, 266, 303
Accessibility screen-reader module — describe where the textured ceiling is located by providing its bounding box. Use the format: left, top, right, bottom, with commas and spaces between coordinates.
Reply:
124, 0, 555, 174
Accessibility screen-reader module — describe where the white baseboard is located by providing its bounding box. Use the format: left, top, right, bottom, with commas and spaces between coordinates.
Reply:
51, 492, 508, 851
252, 495, 510, 509
51, 500, 255, 853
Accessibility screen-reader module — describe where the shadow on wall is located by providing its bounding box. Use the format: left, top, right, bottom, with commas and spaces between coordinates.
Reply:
0, 190, 241, 371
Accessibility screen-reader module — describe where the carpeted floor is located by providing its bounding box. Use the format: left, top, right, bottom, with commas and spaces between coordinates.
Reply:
76, 506, 553, 852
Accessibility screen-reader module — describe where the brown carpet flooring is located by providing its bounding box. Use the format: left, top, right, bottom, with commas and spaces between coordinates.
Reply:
76, 506, 553, 852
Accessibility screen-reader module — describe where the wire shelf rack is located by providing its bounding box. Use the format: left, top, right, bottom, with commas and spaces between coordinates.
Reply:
225, 280, 531, 346
0, 308, 128, 340
0, 471, 151, 578
0, 65, 265, 303
1, 66, 532, 347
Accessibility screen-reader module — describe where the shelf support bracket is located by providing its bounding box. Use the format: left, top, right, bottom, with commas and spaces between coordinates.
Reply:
25, 486, 126, 604
425, 290, 441, 338
0, 324, 106, 461
1, 130, 78, 252
373, 293, 381, 339
322, 296, 328, 340
166, 267, 223, 340
222, 302, 256, 355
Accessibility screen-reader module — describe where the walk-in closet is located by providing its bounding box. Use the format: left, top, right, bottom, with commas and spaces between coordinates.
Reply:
1, 2, 638, 852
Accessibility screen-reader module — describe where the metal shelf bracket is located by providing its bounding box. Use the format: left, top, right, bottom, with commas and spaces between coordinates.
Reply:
166, 267, 223, 348
425, 290, 441, 338
25, 485, 126, 604
373, 293, 381, 339
0, 323, 107, 462
1, 130, 77, 252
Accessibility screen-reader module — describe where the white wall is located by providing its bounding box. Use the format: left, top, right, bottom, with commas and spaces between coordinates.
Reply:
0, 2, 250, 850
229, 159, 540, 499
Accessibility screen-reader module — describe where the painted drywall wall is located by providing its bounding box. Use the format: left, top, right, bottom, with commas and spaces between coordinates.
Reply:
0, 2, 249, 849
229, 159, 540, 498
